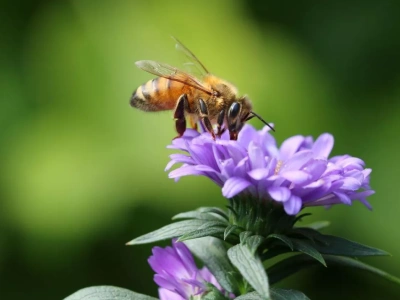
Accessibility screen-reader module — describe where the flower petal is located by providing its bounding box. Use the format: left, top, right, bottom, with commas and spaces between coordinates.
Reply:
333, 191, 352, 205
283, 195, 302, 215
312, 133, 334, 158
248, 168, 270, 180
280, 170, 311, 184
282, 150, 314, 171
248, 141, 265, 169
159, 288, 185, 300
169, 165, 203, 178
222, 177, 252, 198
279, 135, 305, 161
341, 177, 362, 190
268, 186, 291, 202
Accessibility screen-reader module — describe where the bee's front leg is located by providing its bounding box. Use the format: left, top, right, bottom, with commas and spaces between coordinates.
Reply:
198, 98, 216, 140
216, 110, 226, 137
173, 94, 189, 139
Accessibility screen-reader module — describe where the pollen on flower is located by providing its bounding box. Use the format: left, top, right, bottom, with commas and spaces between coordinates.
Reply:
274, 160, 283, 175
166, 124, 374, 215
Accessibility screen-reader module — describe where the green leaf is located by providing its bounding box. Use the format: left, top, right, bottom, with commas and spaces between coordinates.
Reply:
199, 207, 229, 221
184, 237, 237, 294
235, 292, 264, 299
172, 207, 228, 222
313, 234, 390, 257
224, 225, 239, 240
270, 288, 310, 300
63, 286, 158, 300
246, 235, 266, 254
126, 219, 206, 245
291, 239, 326, 267
267, 254, 400, 286
178, 226, 226, 242
267, 234, 294, 250
239, 231, 253, 243
261, 247, 292, 261
325, 256, 400, 285
198, 221, 227, 230
289, 228, 323, 244
292, 213, 312, 225
299, 221, 330, 230
202, 283, 230, 300
228, 244, 270, 299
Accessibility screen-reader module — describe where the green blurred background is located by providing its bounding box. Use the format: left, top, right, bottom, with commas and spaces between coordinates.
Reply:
1, 0, 399, 299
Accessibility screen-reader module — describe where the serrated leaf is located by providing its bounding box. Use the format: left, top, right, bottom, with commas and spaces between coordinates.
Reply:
178, 226, 226, 242
63, 286, 158, 300
184, 237, 237, 294
270, 288, 310, 300
246, 235, 265, 254
126, 219, 206, 245
228, 244, 270, 299
291, 239, 326, 267
267, 254, 400, 286
300, 221, 330, 230
224, 225, 239, 240
235, 292, 264, 299
267, 234, 294, 250
313, 234, 390, 257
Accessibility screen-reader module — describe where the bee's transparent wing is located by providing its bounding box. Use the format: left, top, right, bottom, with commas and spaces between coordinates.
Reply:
172, 36, 210, 77
135, 60, 212, 95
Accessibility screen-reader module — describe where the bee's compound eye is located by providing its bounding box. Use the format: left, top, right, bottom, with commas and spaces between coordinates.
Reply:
228, 102, 241, 119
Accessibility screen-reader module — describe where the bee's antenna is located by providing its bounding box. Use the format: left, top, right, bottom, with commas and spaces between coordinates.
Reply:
250, 111, 275, 132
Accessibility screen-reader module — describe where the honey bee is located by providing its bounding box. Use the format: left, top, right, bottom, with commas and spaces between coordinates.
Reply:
130, 38, 274, 140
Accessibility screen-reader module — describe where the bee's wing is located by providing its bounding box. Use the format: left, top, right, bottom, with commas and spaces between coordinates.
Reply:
172, 36, 210, 77
135, 60, 213, 95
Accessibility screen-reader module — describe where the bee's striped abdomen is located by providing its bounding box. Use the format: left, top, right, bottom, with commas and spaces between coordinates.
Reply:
130, 77, 188, 112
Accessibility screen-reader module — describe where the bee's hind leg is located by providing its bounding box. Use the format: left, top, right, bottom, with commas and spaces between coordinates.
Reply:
173, 94, 189, 139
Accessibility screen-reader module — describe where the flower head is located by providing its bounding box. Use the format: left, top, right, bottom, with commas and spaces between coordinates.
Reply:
166, 125, 373, 215
148, 239, 226, 300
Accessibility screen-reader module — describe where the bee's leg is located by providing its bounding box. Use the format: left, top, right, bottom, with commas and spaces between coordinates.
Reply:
173, 94, 188, 139
216, 110, 226, 137
198, 98, 216, 140
229, 131, 238, 140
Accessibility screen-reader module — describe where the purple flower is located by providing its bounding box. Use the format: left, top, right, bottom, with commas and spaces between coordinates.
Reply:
166, 125, 374, 215
148, 239, 227, 300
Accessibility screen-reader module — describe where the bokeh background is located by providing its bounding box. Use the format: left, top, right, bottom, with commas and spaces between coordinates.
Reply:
1, 0, 400, 299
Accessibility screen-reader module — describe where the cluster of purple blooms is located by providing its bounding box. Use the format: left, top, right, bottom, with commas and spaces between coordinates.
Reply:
166, 125, 373, 215
149, 239, 232, 300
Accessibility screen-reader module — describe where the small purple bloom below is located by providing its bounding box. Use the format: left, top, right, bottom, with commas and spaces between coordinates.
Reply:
148, 239, 229, 300
166, 125, 374, 215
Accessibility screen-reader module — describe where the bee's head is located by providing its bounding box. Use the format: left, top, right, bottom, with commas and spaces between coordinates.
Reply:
227, 96, 274, 140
